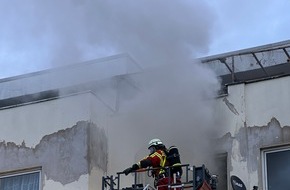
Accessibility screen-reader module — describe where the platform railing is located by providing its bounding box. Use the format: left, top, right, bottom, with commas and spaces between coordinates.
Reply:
102, 164, 216, 190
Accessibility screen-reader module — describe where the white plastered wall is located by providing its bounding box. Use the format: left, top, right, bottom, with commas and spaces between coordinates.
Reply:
0, 92, 111, 190
215, 75, 290, 189
245, 76, 290, 127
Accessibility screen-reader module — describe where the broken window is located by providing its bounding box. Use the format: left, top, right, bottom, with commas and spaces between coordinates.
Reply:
0, 169, 40, 190
263, 147, 290, 190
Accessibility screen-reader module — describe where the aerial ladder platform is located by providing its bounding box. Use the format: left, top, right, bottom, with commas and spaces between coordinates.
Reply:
102, 164, 218, 190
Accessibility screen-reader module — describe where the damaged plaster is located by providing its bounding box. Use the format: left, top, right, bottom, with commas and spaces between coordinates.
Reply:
0, 121, 108, 185
216, 117, 290, 180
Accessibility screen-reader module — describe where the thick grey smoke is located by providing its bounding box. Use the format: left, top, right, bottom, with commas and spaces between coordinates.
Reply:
0, 0, 220, 174
0, 0, 214, 78
89, 0, 215, 67
110, 60, 220, 174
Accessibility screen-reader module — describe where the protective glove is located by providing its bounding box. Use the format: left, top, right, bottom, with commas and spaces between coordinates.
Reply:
123, 167, 133, 175
131, 164, 139, 171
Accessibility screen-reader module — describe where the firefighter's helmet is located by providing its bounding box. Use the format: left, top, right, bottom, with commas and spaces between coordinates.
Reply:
148, 138, 163, 149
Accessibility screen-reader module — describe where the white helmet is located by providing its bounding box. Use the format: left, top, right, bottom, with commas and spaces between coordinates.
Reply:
148, 138, 163, 149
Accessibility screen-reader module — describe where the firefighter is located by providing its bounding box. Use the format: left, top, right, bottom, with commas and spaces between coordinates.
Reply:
122, 138, 181, 190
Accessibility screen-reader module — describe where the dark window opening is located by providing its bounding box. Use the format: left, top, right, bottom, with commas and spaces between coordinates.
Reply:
213, 153, 228, 190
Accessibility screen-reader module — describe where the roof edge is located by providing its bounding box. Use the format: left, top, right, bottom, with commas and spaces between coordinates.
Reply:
200, 40, 290, 62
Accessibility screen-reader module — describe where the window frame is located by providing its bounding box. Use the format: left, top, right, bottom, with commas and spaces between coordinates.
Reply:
0, 166, 42, 190
261, 144, 290, 190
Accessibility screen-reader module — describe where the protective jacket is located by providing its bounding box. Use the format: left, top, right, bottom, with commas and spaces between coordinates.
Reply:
123, 148, 181, 190
137, 149, 167, 177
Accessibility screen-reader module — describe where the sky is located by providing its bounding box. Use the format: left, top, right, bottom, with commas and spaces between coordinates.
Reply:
0, 0, 290, 78
207, 0, 290, 55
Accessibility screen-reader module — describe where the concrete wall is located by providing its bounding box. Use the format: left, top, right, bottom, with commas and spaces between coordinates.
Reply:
214, 76, 290, 189
0, 92, 109, 190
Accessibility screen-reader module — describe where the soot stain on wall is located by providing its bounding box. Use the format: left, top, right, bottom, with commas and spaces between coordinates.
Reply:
216, 117, 290, 174
0, 121, 108, 185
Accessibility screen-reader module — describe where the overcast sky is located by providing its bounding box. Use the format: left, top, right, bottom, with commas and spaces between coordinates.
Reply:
0, 0, 290, 78
207, 0, 290, 55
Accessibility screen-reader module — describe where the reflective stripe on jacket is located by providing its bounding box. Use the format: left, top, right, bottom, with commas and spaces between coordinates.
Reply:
138, 149, 167, 176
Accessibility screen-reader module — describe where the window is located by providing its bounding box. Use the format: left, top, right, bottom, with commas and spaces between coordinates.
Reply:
213, 153, 228, 190
0, 168, 41, 190
262, 146, 290, 190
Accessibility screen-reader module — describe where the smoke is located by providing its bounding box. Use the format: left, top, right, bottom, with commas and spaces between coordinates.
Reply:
84, 1, 220, 173
0, 0, 214, 78
90, 0, 215, 67
110, 60, 220, 173
0, 0, 220, 174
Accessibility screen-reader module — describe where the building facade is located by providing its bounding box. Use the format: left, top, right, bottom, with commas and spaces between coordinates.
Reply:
0, 41, 289, 190
202, 40, 290, 190
0, 54, 141, 190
